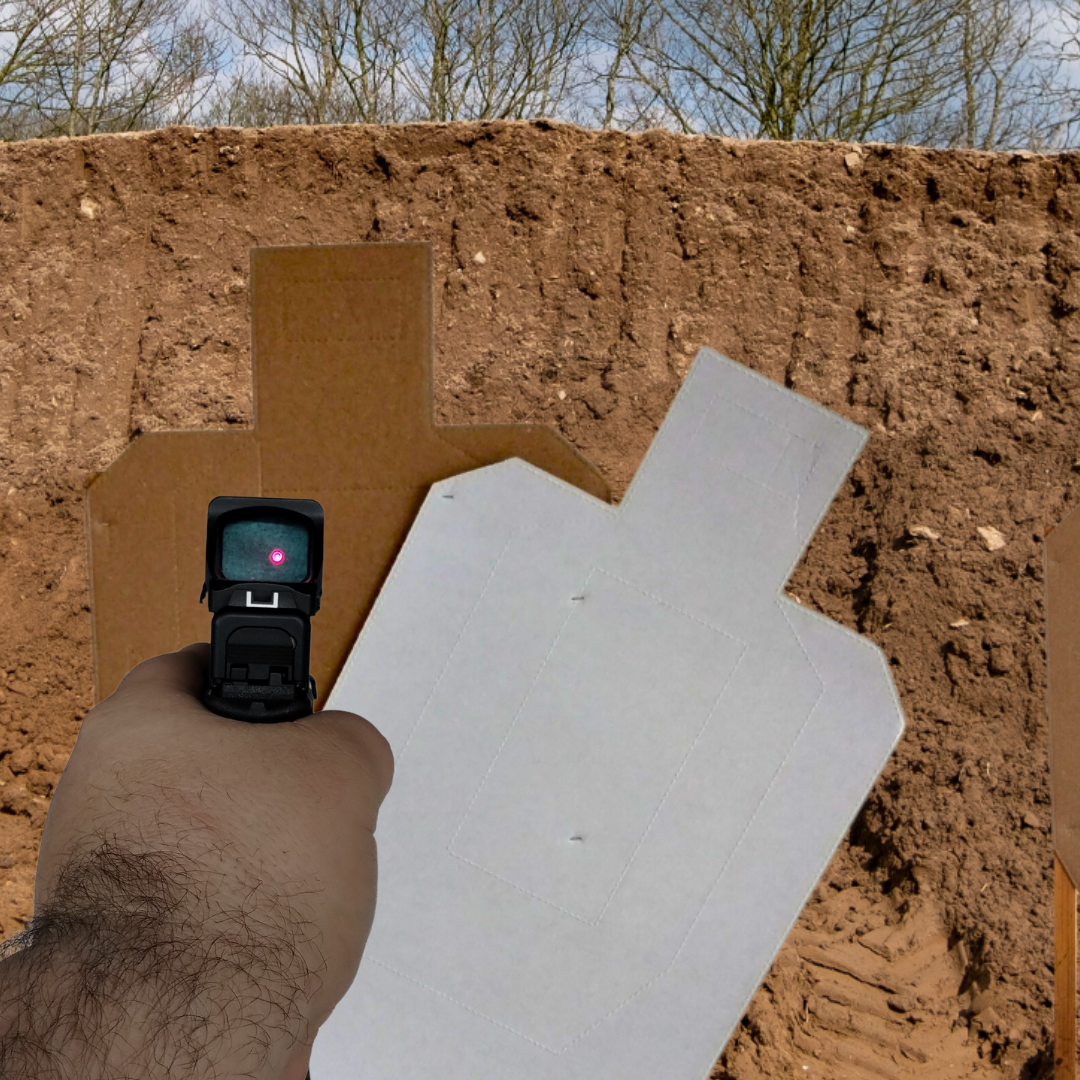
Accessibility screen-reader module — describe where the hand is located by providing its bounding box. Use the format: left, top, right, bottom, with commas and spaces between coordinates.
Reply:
8, 642, 393, 1080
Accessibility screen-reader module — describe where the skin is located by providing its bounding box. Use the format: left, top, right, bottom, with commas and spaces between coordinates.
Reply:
1, 641, 393, 1080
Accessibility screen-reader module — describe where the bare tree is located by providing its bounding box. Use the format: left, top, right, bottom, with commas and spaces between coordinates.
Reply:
398, 0, 595, 122
480, 0, 596, 118
601, 0, 964, 139
200, 59, 310, 126
0, 0, 71, 135
565, 0, 700, 130
208, 0, 416, 124
568, 0, 1058, 147
338, 0, 415, 121
397, 0, 596, 120
14, 0, 225, 137
397, 0, 472, 120
1038, 0, 1080, 150
4, 0, 1069, 147
589, 0, 653, 129
209, 0, 599, 125
900, 0, 1060, 149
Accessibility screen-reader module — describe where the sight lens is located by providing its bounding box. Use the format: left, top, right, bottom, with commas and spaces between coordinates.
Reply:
221, 516, 309, 582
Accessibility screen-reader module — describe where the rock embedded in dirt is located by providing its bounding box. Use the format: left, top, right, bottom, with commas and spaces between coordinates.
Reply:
976, 525, 1007, 550
907, 524, 941, 541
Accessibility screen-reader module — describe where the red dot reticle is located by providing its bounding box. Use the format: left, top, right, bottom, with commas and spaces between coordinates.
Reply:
269, 548, 285, 565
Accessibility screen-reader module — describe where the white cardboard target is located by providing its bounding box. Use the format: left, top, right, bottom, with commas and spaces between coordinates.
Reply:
313, 347, 905, 1080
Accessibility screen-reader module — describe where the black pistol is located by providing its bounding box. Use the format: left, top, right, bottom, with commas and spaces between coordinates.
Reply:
200, 496, 324, 724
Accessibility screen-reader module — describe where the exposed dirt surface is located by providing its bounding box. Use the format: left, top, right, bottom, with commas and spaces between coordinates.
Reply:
2, 121, 1080, 1078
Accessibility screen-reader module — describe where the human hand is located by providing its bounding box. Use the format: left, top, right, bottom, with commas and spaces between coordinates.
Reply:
1, 641, 393, 1080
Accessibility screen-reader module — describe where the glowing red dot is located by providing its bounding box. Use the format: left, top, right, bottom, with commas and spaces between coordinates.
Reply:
269, 549, 285, 564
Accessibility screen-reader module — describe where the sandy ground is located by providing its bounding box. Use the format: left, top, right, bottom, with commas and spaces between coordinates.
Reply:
1, 120, 1079, 1078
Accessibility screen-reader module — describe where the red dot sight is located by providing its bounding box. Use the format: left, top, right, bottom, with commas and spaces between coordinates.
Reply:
200, 496, 324, 723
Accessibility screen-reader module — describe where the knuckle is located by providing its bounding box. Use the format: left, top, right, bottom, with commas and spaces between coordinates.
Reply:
317, 711, 394, 783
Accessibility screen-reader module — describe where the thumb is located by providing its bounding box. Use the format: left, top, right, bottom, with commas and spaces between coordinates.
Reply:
294, 705, 395, 806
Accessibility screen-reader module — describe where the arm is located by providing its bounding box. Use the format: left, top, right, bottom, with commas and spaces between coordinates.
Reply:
0, 832, 315, 1080
0, 642, 393, 1080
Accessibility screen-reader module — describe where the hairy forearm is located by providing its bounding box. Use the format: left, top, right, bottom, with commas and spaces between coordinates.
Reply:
0, 832, 318, 1080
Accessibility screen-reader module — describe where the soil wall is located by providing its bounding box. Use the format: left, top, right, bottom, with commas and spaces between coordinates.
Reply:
2, 120, 1080, 1079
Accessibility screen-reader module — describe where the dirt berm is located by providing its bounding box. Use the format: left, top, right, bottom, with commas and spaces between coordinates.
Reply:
2, 120, 1079, 1079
